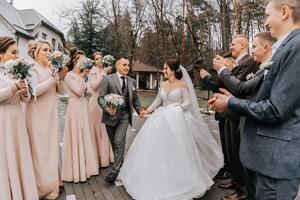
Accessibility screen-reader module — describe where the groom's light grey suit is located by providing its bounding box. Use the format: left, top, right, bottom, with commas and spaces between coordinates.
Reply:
98, 73, 141, 173
227, 29, 300, 199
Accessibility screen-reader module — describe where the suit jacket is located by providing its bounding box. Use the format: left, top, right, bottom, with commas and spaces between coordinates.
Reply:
228, 28, 300, 179
219, 54, 260, 98
98, 73, 141, 126
220, 68, 264, 98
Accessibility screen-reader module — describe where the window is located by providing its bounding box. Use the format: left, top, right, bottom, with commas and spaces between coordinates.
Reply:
42, 33, 47, 40
52, 38, 56, 50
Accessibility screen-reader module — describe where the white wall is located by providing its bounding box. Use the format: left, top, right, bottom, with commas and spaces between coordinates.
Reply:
17, 37, 31, 59
32, 25, 64, 51
0, 18, 30, 59
0, 18, 15, 37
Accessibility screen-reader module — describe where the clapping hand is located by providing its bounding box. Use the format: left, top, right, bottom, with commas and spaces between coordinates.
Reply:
207, 88, 233, 113
199, 69, 211, 79
213, 55, 226, 72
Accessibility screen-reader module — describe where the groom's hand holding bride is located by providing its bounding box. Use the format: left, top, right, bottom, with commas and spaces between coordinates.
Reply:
140, 110, 149, 119
208, 88, 233, 113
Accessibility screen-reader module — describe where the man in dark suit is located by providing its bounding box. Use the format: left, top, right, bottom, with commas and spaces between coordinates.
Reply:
99, 58, 142, 183
209, 1, 300, 199
212, 35, 259, 200
213, 32, 276, 200
200, 53, 235, 181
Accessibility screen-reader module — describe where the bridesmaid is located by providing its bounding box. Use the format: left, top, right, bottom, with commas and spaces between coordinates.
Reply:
26, 40, 67, 199
0, 36, 38, 200
88, 51, 114, 167
61, 48, 99, 183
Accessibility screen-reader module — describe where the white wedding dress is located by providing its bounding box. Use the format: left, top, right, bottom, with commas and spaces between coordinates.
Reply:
118, 67, 224, 200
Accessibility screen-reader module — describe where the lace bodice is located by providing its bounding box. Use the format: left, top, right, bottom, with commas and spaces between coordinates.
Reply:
147, 87, 191, 113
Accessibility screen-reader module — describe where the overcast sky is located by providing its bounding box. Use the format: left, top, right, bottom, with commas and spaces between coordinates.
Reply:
13, 0, 80, 33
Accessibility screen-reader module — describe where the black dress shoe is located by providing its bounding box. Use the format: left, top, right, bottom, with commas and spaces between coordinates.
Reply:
215, 171, 231, 180
105, 172, 118, 183
218, 182, 237, 190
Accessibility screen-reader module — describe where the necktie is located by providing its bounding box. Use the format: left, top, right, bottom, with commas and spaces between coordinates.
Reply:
121, 76, 126, 92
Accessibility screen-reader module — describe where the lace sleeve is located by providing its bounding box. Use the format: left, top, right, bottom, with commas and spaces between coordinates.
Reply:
147, 89, 162, 113
180, 88, 191, 111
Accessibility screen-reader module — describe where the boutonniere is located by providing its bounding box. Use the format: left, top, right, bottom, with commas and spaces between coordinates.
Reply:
246, 72, 256, 80
231, 63, 238, 69
259, 61, 273, 80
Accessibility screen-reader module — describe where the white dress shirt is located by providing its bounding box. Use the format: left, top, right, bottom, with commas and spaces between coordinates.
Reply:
116, 72, 127, 88
272, 33, 290, 55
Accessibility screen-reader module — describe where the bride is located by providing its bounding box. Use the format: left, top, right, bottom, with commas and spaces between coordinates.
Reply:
117, 59, 224, 200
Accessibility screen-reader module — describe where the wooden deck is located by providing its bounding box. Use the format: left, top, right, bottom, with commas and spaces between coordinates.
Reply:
56, 100, 229, 200
56, 101, 300, 200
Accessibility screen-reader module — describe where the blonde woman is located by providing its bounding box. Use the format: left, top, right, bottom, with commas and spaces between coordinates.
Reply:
61, 47, 99, 182
26, 40, 67, 199
0, 37, 38, 200
88, 51, 114, 167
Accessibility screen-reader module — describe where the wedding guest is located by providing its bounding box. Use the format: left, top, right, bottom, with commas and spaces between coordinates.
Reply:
212, 32, 277, 200
209, 0, 300, 199
88, 51, 114, 167
0, 36, 38, 200
213, 35, 259, 200
26, 40, 67, 199
199, 52, 235, 181
61, 48, 99, 182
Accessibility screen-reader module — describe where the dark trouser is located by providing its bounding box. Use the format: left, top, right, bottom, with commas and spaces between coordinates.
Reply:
105, 112, 130, 173
255, 172, 300, 200
239, 117, 256, 200
224, 118, 245, 190
243, 168, 256, 200
218, 118, 230, 172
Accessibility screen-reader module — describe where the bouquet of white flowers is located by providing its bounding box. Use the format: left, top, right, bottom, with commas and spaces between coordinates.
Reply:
0, 59, 34, 96
79, 57, 94, 71
48, 51, 69, 71
104, 93, 124, 119
0, 59, 34, 79
102, 55, 115, 68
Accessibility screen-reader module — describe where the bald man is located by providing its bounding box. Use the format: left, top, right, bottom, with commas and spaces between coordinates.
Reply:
213, 35, 259, 200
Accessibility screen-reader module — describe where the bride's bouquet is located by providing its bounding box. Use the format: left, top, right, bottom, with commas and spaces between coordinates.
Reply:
48, 51, 69, 71
104, 93, 124, 119
0, 59, 34, 96
102, 55, 115, 68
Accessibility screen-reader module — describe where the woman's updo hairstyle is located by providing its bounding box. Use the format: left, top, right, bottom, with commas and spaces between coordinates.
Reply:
27, 40, 52, 60
0, 36, 16, 54
66, 47, 85, 71
91, 51, 102, 61
165, 58, 182, 80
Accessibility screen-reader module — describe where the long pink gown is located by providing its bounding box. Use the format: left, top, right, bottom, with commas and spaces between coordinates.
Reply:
26, 64, 63, 199
0, 72, 39, 200
88, 67, 114, 167
61, 71, 99, 183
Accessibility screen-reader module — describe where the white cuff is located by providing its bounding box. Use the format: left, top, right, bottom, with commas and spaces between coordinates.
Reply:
218, 66, 228, 76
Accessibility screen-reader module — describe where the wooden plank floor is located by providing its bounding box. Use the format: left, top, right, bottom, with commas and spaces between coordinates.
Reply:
57, 99, 228, 200
57, 101, 300, 200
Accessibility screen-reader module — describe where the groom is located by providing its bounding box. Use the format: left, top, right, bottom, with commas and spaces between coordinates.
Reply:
98, 58, 142, 183
208, 0, 300, 199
